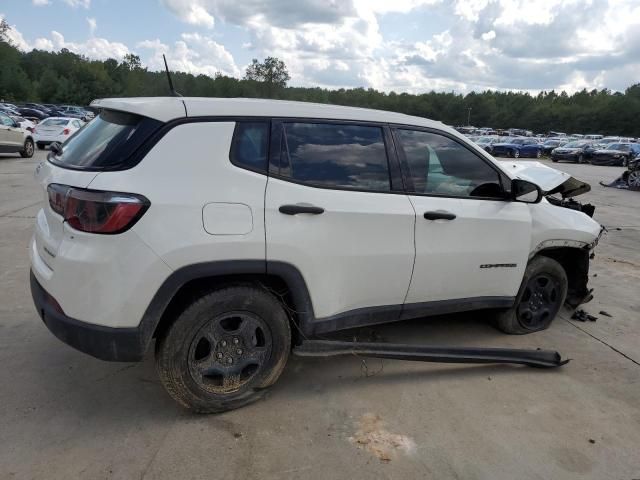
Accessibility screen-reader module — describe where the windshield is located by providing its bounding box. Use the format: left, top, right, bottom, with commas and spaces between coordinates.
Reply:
49, 109, 162, 170
563, 141, 588, 148
511, 138, 526, 145
606, 144, 628, 151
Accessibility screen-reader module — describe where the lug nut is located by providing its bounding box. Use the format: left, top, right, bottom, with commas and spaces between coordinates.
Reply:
236, 349, 243, 355
221, 340, 227, 347
233, 338, 239, 345
227, 358, 233, 364
217, 352, 223, 359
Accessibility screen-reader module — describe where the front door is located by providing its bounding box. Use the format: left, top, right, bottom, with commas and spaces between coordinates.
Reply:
392, 128, 532, 311
265, 121, 415, 327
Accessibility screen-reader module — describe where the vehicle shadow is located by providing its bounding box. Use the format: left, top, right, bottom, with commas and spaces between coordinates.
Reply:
24, 309, 561, 422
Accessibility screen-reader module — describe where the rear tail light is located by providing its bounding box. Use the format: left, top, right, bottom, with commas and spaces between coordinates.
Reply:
47, 184, 149, 234
63, 128, 70, 135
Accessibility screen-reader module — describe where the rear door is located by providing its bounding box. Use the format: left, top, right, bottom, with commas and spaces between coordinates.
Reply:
265, 120, 415, 326
392, 128, 532, 310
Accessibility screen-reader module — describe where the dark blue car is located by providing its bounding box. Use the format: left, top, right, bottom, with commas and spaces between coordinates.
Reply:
491, 137, 543, 159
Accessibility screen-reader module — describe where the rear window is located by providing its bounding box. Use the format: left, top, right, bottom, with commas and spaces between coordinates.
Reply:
49, 109, 162, 170
229, 122, 269, 173
40, 119, 69, 127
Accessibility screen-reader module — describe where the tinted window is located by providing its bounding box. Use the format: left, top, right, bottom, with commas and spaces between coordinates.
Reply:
49, 109, 162, 170
230, 122, 269, 173
279, 123, 390, 191
396, 129, 503, 198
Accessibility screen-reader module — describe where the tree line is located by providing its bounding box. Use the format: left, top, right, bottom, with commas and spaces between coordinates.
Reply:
1, 19, 639, 136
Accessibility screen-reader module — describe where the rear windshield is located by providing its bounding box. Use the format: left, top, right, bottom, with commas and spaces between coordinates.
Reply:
40, 119, 68, 127
49, 109, 162, 170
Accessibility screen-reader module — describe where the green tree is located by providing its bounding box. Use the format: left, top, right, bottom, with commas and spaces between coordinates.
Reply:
244, 57, 290, 97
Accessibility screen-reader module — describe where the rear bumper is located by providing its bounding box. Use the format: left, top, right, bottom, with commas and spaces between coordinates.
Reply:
30, 270, 145, 362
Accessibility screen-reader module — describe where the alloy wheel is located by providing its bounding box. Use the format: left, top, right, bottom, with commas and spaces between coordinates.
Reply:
187, 312, 272, 394
516, 274, 561, 330
627, 170, 640, 188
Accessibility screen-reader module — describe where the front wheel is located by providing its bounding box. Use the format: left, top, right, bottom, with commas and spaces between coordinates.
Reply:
155, 285, 291, 413
20, 138, 34, 158
494, 256, 568, 334
627, 170, 640, 189
512, 149, 520, 159
577, 154, 584, 164
535, 149, 541, 159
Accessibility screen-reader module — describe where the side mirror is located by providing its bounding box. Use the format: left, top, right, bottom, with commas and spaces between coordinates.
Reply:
511, 179, 542, 203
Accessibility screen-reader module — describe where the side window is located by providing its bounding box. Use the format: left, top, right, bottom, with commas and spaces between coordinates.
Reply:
229, 122, 269, 173
279, 122, 391, 191
0, 114, 13, 126
395, 129, 503, 198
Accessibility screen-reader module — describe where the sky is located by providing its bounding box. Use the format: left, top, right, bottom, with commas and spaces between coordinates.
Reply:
1, 0, 639, 94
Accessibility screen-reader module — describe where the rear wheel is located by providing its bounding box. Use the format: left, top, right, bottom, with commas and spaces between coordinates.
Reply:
535, 149, 541, 159
512, 149, 520, 159
155, 285, 291, 413
495, 256, 568, 335
20, 138, 34, 158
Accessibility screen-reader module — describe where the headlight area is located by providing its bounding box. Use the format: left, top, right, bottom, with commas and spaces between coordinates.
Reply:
545, 195, 596, 217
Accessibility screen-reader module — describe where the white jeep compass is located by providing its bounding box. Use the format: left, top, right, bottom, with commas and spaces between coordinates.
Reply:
30, 97, 602, 413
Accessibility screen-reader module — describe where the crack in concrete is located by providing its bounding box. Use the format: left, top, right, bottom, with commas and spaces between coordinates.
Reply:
565, 319, 640, 367
0, 201, 41, 218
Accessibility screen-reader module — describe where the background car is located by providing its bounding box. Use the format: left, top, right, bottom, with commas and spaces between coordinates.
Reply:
541, 138, 567, 156
33, 117, 83, 149
474, 136, 501, 153
0, 112, 35, 158
551, 140, 594, 163
590, 143, 640, 166
491, 137, 543, 158
16, 107, 48, 121
9, 115, 36, 132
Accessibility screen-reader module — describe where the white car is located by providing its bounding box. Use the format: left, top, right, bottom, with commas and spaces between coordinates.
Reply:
11, 115, 36, 132
0, 111, 34, 158
30, 97, 603, 413
33, 117, 84, 149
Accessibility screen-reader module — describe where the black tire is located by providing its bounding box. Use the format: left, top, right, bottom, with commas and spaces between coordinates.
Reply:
512, 149, 520, 159
36, 143, 45, 150
495, 256, 568, 335
155, 285, 291, 413
20, 138, 34, 158
577, 154, 584, 164
622, 157, 629, 167
551, 158, 558, 162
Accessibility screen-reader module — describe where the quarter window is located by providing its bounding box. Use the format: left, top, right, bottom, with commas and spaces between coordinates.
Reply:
278, 122, 391, 191
395, 129, 503, 198
230, 122, 269, 173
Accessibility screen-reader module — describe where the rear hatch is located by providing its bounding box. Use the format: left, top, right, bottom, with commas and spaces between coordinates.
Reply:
33, 109, 164, 269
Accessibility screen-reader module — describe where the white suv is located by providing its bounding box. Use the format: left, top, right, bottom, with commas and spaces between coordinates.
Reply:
30, 97, 602, 412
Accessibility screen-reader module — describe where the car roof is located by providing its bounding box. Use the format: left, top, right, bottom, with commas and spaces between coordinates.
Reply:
91, 97, 448, 131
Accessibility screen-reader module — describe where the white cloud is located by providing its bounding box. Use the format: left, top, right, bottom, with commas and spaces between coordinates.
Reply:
63, 0, 90, 8
161, 0, 214, 28
137, 33, 241, 77
45, 30, 130, 59
32, 0, 50, 6
87, 17, 96, 36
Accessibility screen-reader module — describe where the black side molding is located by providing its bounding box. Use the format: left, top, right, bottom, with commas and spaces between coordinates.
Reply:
294, 340, 569, 368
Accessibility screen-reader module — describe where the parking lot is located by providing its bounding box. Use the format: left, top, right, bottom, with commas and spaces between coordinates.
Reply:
1, 150, 638, 479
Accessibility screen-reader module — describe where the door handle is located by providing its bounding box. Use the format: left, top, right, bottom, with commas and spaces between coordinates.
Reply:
424, 211, 456, 221
279, 204, 325, 215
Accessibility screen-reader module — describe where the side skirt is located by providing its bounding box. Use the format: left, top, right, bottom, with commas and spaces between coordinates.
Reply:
307, 296, 515, 335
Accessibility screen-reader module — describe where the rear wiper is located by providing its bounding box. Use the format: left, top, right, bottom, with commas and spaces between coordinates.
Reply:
49, 142, 63, 156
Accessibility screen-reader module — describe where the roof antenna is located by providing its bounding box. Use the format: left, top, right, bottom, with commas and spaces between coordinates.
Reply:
163, 54, 182, 97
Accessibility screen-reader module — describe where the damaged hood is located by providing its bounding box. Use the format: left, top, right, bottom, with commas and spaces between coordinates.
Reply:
501, 161, 591, 198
